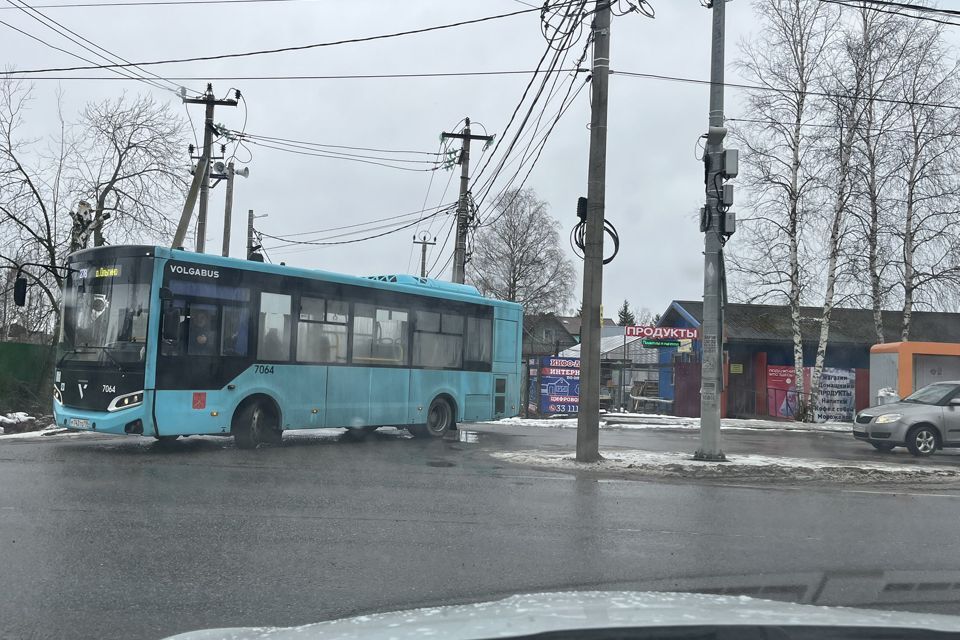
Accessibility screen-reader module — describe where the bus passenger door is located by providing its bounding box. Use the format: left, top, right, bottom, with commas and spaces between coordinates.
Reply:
325, 368, 371, 428
369, 369, 410, 426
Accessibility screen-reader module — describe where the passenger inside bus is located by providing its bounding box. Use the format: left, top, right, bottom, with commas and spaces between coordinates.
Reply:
188, 308, 218, 356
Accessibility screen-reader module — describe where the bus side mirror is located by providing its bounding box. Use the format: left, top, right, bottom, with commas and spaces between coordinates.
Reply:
13, 277, 27, 307
162, 307, 181, 342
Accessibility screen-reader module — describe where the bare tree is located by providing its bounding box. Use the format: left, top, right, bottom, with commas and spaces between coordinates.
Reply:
808, 7, 869, 420
0, 77, 189, 348
731, 0, 837, 406
846, 7, 914, 343
78, 93, 188, 246
892, 27, 960, 339
467, 188, 576, 315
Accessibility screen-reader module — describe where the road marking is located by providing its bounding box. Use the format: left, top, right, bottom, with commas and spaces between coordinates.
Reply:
840, 489, 960, 499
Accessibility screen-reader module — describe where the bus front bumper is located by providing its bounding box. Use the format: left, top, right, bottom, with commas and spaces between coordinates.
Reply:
54, 401, 153, 436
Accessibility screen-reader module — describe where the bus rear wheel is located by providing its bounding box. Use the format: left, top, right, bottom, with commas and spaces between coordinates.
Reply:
233, 400, 282, 449
409, 397, 454, 439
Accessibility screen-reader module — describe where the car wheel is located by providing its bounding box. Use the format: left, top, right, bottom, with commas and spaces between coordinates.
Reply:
233, 400, 281, 449
905, 425, 939, 457
409, 398, 454, 439
870, 442, 895, 452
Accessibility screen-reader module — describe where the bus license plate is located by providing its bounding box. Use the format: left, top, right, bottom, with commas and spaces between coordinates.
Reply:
69, 418, 90, 429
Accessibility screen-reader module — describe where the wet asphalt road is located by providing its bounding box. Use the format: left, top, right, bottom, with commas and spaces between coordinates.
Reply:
3, 425, 960, 640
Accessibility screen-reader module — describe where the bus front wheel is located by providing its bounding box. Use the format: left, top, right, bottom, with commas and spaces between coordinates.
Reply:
409, 397, 454, 439
233, 400, 282, 449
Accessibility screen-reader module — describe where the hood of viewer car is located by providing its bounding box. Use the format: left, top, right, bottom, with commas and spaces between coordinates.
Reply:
164, 590, 960, 640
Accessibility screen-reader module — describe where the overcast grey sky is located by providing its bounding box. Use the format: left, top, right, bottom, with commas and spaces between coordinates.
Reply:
1, 0, 771, 319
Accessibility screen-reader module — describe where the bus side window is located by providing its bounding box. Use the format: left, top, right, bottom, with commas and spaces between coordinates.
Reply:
465, 317, 492, 368
221, 306, 249, 357
187, 304, 219, 356
160, 300, 187, 356
258, 293, 291, 361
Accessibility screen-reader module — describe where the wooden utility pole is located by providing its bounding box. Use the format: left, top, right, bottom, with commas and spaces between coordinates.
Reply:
182, 83, 238, 253
412, 232, 437, 278
222, 162, 235, 257
575, 0, 611, 463
441, 117, 493, 283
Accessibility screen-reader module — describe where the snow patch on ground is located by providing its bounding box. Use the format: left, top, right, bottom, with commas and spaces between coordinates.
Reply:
496, 415, 851, 433
492, 449, 960, 483
0, 425, 71, 439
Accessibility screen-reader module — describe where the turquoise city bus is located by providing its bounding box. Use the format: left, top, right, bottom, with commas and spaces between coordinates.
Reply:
50, 245, 523, 448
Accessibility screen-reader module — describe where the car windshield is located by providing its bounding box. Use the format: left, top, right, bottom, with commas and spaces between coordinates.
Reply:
902, 383, 957, 405
60, 258, 152, 367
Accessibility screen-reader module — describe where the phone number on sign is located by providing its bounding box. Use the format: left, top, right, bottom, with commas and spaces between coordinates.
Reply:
548, 404, 579, 414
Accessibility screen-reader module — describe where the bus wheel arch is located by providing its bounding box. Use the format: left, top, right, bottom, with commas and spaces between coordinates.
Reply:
409, 394, 457, 439
232, 394, 283, 449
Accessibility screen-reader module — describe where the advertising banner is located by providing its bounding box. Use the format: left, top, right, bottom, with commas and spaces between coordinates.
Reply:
539, 356, 580, 415
767, 365, 801, 418
766, 365, 857, 422
813, 367, 856, 423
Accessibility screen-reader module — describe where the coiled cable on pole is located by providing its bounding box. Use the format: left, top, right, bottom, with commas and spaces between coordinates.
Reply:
570, 196, 620, 264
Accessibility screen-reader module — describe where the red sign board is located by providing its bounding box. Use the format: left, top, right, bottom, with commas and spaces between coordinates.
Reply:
625, 325, 699, 340
192, 392, 207, 410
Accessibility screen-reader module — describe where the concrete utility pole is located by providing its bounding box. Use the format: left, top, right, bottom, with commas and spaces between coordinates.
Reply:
442, 118, 493, 284
412, 232, 437, 278
697, 0, 738, 461
222, 162, 235, 257
183, 83, 238, 254
575, 0, 611, 463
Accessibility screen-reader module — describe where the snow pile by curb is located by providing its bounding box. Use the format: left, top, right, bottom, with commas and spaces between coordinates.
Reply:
0, 412, 36, 435
492, 449, 960, 483
0, 425, 71, 439
495, 415, 850, 433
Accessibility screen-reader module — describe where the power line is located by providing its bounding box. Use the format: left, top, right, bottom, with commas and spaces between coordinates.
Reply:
241, 139, 442, 172
821, 0, 960, 19
820, 0, 960, 26
4, 68, 588, 82
5, 0, 185, 93
427, 216, 457, 277
2, 4, 577, 75
477, 73, 589, 228
274, 202, 457, 239
0, 0, 320, 8
0, 3, 171, 92
264, 208, 450, 251
227, 130, 444, 157
234, 137, 440, 164
610, 68, 960, 112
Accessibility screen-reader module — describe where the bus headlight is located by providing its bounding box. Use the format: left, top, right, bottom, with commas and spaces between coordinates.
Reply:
107, 391, 144, 412
53, 385, 62, 404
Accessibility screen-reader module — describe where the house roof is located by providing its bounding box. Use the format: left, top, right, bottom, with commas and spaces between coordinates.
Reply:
555, 315, 618, 336
560, 335, 660, 363
665, 300, 960, 345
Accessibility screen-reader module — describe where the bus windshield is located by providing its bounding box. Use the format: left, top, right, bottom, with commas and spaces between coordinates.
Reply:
60, 258, 153, 368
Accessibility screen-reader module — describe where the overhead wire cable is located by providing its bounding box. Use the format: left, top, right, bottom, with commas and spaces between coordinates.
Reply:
5, 0, 185, 93
241, 139, 441, 172
2, 3, 584, 75
5, 68, 589, 81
